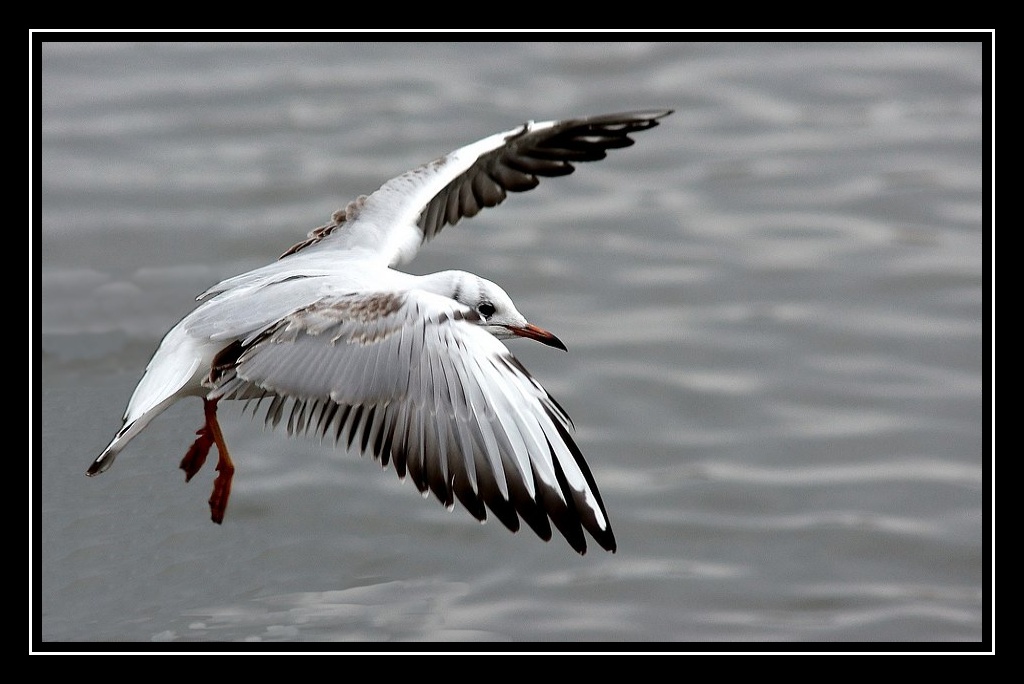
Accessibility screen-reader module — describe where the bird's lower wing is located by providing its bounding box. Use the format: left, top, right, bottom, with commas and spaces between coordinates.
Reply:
208, 289, 615, 554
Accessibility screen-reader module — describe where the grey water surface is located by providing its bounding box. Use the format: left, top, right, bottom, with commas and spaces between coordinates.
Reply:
38, 41, 985, 645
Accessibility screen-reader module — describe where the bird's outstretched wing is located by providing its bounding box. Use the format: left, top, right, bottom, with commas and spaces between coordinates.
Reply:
280, 109, 673, 266
208, 289, 616, 554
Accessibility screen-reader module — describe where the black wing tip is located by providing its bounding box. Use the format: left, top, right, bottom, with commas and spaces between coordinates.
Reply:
531, 108, 673, 130
594, 527, 618, 554
574, 108, 674, 128
594, 108, 674, 120
415, 108, 671, 241
564, 527, 617, 555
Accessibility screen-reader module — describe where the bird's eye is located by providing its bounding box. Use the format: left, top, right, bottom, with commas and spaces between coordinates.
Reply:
477, 302, 496, 320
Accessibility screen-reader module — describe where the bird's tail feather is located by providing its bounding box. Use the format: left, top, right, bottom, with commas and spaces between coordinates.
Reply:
86, 393, 180, 476
87, 443, 123, 476
87, 327, 206, 476
87, 419, 138, 476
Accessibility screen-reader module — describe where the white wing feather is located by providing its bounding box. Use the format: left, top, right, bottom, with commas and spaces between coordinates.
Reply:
208, 289, 615, 553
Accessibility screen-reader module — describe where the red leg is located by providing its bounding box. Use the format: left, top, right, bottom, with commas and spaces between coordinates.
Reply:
202, 398, 235, 525
180, 422, 214, 482
180, 398, 236, 524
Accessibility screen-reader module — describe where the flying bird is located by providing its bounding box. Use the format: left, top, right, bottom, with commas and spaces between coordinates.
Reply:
87, 109, 673, 554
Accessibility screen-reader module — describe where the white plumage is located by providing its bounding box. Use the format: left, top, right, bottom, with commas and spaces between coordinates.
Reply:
88, 109, 672, 554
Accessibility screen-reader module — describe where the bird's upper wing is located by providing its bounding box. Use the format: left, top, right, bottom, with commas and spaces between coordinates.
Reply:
280, 109, 673, 266
207, 288, 616, 554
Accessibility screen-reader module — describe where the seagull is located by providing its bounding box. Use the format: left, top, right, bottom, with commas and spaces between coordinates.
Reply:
87, 109, 672, 554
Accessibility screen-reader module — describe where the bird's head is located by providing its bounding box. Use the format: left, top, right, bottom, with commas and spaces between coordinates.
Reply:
434, 271, 566, 351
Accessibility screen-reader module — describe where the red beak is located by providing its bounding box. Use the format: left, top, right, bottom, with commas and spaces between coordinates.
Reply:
508, 323, 567, 351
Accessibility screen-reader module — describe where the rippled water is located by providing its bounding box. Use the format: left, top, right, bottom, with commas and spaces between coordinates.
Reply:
37, 41, 987, 647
